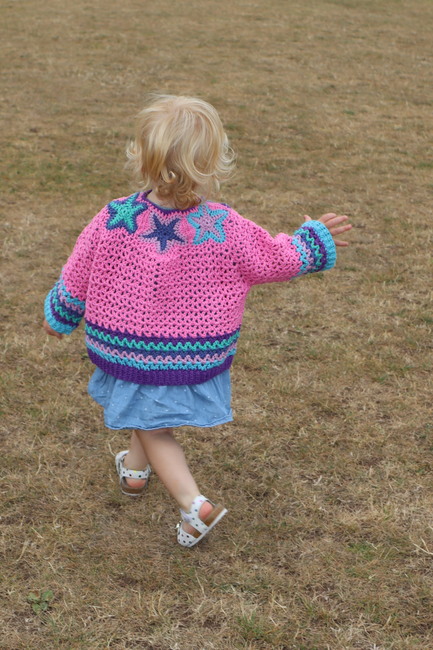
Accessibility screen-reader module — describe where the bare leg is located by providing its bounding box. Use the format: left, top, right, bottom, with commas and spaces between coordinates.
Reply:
122, 430, 150, 489
134, 428, 213, 532
133, 428, 198, 510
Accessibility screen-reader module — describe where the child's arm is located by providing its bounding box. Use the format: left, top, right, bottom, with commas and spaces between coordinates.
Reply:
43, 209, 105, 337
233, 211, 351, 286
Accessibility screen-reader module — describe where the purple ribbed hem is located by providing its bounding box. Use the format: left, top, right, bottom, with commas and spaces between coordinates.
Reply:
87, 349, 234, 386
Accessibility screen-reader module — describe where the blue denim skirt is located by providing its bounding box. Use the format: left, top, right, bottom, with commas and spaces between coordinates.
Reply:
88, 367, 233, 431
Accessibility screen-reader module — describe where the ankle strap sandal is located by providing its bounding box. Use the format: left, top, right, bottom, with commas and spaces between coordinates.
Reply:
176, 494, 227, 547
115, 450, 151, 497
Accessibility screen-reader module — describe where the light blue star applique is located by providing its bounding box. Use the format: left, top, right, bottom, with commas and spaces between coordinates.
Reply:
141, 212, 185, 253
106, 193, 146, 234
187, 205, 229, 245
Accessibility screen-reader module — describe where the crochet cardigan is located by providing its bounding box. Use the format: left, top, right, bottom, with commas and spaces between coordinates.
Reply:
45, 192, 336, 385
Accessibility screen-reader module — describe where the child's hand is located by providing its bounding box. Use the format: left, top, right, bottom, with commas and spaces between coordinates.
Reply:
43, 319, 63, 340
304, 213, 352, 246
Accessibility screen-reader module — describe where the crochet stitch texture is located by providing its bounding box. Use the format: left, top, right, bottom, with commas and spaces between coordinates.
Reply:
45, 192, 336, 385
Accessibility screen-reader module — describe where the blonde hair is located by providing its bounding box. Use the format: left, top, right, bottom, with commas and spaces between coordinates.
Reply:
126, 94, 235, 210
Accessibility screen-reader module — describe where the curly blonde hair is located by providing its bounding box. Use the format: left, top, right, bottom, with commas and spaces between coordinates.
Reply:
126, 94, 235, 210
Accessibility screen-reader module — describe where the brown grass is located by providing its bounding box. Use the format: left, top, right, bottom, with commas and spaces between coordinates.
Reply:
1, 0, 433, 648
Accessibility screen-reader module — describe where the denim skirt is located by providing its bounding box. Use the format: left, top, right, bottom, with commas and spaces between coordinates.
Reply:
88, 367, 233, 431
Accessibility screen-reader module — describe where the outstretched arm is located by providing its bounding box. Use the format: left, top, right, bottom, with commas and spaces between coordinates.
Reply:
233, 210, 351, 286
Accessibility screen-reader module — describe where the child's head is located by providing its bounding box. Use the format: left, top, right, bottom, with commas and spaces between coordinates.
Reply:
126, 94, 235, 210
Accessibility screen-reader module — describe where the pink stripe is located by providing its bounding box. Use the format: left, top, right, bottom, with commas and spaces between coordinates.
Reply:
59, 295, 84, 314
303, 245, 315, 266
86, 337, 237, 364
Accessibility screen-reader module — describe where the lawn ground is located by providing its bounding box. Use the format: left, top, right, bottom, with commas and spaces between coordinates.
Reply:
1, 0, 433, 648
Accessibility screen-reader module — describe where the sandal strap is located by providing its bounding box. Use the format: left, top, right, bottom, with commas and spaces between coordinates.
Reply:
180, 495, 210, 535
117, 452, 150, 480
120, 466, 150, 480
176, 522, 198, 546
177, 496, 227, 547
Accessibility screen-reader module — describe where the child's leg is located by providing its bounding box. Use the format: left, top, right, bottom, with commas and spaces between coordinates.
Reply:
122, 430, 151, 489
134, 428, 199, 510
134, 428, 213, 530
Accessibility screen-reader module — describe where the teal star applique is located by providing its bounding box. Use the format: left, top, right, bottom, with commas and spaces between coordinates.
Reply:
187, 205, 228, 245
106, 193, 146, 234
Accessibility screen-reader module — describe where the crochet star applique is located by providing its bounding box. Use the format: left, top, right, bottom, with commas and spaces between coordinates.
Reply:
106, 193, 146, 234
187, 205, 228, 245
141, 212, 185, 253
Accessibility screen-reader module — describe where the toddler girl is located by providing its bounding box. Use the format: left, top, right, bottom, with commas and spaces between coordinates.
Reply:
43, 94, 351, 547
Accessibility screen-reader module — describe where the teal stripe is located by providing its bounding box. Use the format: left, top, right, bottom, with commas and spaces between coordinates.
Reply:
85, 325, 240, 352
86, 341, 236, 371
44, 293, 77, 334
304, 221, 336, 270
292, 237, 311, 276
58, 277, 86, 310
300, 228, 323, 266
51, 290, 83, 323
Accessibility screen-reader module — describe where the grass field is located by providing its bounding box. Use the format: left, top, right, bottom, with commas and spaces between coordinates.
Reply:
1, 0, 433, 648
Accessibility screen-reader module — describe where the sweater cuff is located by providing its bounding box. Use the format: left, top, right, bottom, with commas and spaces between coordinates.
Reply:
295, 220, 337, 273
44, 293, 75, 334
45, 273, 86, 334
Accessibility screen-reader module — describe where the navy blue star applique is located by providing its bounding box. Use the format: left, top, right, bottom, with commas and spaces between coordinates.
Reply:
141, 212, 185, 253
106, 193, 146, 234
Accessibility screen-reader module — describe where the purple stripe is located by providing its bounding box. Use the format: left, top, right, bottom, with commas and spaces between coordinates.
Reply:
303, 226, 327, 271
49, 294, 78, 327
58, 293, 85, 315
87, 349, 234, 386
90, 343, 236, 365
86, 333, 237, 359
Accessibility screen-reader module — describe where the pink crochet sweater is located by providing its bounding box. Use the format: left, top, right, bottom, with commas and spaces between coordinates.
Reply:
45, 192, 336, 385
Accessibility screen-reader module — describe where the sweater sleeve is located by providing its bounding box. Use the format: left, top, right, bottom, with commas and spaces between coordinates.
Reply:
233, 215, 337, 287
44, 208, 105, 334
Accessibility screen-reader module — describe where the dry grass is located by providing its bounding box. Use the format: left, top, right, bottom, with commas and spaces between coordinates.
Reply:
1, 0, 433, 648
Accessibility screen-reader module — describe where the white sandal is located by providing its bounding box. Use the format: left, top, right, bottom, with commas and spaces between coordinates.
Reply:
115, 450, 151, 497
176, 495, 227, 547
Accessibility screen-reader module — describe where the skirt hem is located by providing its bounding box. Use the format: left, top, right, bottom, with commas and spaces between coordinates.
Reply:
103, 413, 233, 431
